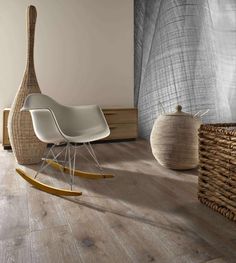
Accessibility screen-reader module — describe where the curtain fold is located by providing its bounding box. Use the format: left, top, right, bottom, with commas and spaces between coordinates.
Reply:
135, 0, 236, 139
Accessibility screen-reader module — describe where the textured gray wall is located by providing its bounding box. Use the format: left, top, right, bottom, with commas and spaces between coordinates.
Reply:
135, 0, 236, 138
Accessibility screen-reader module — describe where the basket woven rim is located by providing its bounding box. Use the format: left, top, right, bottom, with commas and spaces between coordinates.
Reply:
200, 123, 236, 136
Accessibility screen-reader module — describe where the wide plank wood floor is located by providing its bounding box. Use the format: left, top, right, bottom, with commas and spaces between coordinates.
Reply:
0, 140, 235, 263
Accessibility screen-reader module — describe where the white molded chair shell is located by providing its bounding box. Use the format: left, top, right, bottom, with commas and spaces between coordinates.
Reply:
21, 93, 110, 144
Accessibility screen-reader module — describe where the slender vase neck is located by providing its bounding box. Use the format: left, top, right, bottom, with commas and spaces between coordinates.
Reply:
26, 31, 36, 73
26, 6, 37, 75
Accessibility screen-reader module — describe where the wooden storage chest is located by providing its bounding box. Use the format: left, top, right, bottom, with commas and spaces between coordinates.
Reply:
2, 108, 11, 149
102, 108, 138, 141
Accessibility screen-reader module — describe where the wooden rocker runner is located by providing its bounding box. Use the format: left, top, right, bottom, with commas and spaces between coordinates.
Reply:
16, 93, 114, 196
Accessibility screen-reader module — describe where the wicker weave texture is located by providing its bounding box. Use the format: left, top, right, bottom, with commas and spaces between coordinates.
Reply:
198, 123, 236, 222
8, 6, 46, 165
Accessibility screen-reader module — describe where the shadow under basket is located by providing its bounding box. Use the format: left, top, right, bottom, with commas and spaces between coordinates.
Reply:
198, 123, 236, 222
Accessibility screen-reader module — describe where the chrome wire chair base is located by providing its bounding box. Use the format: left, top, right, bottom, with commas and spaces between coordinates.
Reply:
16, 142, 113, 196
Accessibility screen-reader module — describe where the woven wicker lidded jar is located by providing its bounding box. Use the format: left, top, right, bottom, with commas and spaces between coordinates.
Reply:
150, 105, 201, 170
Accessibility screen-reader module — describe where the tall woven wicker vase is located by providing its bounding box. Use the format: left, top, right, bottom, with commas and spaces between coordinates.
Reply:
8, 6, 46, 164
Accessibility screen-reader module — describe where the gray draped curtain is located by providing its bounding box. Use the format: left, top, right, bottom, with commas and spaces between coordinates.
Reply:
135, 0, 236, 138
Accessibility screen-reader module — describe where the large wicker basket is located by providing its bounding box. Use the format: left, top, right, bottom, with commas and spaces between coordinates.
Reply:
198, 123, 236, 222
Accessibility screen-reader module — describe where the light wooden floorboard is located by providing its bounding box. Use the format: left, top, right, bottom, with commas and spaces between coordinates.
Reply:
30, 225, 82, 263
0, 140, 235, 263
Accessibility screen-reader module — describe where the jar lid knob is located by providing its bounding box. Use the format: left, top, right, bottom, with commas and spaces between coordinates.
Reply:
176, 105, 182, 112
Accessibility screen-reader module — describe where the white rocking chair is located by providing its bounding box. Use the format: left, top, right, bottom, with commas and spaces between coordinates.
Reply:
16, 93, 113, 196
